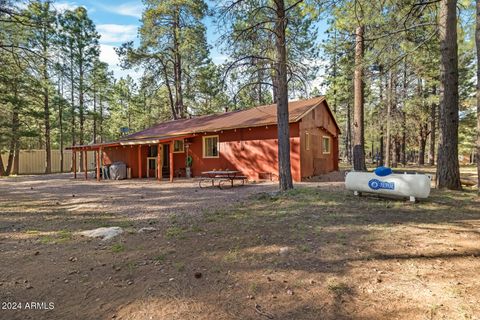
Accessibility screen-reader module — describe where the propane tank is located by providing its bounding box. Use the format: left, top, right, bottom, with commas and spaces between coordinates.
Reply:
345, 167, 431, 202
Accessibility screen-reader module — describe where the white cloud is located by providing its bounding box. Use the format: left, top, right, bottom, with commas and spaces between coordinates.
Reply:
99, 44, 119, 66
99, 2, 143, 19
97, 24, 138, 44
211, 53, 228, 65
99, 44, 142, 81
52, 1, 92, 13
54, 2, 78, 12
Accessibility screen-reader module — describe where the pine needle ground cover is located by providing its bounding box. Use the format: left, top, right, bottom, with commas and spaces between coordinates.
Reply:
0, 174, 479, 319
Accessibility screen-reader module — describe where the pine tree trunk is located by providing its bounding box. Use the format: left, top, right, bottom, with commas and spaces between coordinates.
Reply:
173, 7, 185, 118
271, 65, 279, 104
418, 133, 426, 166
346, 103, 352, 164
158, 59, 176, 119
345, 103, 352, 164
401, 113, 406, 166
436, 0, 462, 190
6, 80, 20, 176
274, 0, 293, 191
13, 138, 19, 175
257, 59, 264, 105
0, 154, 5, 176
332, 28, 338, 113
44, 75, 51, 174
429, 87, 437, 165
43, 29, 51, 174
59, 76, 64, 173
6, 102, 19, 176
99, 95, 104, 143
396, 140, 402, 166
401, 61, 407, 166
476, 0, 480, 192
378, 68, 384, 166
385, 70, 393, 167
353, 25, 366, 171
70, 45, 76, 172
79, 58, 85, 171
93, 82, 97, 144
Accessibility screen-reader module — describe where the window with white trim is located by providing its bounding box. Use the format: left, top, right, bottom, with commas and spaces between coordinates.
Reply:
202, 135, 219, 158
322, 136, 331, 154
173, 140, 184, 153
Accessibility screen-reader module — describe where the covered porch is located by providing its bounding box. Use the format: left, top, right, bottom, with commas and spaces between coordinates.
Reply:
67, 136, 191, 183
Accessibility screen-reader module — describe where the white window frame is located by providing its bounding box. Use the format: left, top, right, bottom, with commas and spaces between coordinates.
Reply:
202, 135, 220, 158
322, 136, 331, 154
173, 139, 185, 153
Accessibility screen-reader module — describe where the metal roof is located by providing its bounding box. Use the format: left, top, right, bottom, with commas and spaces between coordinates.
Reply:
68, 96, 336, 150
122, 96, 328, 141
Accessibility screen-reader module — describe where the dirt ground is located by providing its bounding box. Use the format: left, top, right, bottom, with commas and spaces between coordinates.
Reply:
0, 173, 479, 320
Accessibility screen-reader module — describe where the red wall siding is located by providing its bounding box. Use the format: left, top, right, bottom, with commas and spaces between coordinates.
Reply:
184, 123, 301, 182
100, 115, 340, 183
102, 146, 146, 178
299, 102, 340, 178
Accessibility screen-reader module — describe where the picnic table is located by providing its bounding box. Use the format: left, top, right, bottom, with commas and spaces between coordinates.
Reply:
199, 170, 247, 189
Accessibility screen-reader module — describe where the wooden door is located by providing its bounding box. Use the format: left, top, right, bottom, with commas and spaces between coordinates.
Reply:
146, 145, 163, 178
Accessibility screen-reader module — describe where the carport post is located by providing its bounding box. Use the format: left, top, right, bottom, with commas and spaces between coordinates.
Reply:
73, 151, 77, 179
83, 150, 88, 180
169, 141, 174, 182
157, 144, 162, 181
96, 148, 101, 182
138, 145, 142, 179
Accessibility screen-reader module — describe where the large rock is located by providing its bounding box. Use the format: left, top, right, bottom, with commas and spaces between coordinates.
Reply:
79, 227, 123, 241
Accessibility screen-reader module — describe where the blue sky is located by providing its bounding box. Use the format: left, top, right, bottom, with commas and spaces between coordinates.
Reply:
49, 0, 230, 79
51, 0, 327, 88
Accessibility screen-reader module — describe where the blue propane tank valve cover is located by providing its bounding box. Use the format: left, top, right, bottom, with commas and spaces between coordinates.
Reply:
374, 166, 393, 177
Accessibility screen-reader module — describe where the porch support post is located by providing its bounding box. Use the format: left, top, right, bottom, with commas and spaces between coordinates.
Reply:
169, 141, 174, 182
73, 150, 77, 179
138, 145, 142, 179
83, 150, 88, 180
96, 148, 101, 181
157, 144, 161, 181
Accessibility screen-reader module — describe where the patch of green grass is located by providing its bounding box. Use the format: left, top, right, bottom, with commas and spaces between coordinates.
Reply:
115, 220, 135, 229
212, 229, 223, 236
248, 282, 259, 294
153, 253, 167, 262
111, 243, 125, 253
39, 235, 57, 244
174, 261, 185, 272
327, 281, 352, 296
336, 232, 346, 240
190, 225, 203, 233
58, 230, 72, 240
254, 192, 281, 201
39, 230, 72, 244
25, 230, 40, 235
169, 215, 179, 224
223, 248, 239, 263
126, 261, 136, 273
165, 226, 186, 239
299, 244, 311, 252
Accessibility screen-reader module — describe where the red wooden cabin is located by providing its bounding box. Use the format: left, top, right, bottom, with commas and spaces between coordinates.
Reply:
68, 96, 340, 182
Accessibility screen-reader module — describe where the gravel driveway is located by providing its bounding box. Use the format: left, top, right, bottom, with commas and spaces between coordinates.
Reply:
0, 173, 280, 221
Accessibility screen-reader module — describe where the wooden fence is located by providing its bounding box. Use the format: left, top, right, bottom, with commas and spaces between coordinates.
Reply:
1, 149, 96, 175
